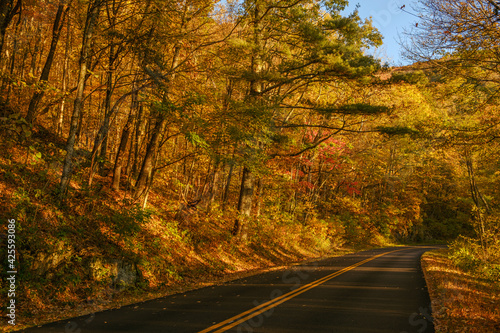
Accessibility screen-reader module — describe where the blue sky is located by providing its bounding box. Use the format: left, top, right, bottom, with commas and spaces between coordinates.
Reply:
342, 0, 420, 66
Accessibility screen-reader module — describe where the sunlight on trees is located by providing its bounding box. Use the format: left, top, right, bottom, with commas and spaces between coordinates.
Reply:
0, 0, 499, 321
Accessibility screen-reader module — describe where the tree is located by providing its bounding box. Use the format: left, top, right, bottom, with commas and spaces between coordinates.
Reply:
26, 1, 71, 124
60, 0, 104, 198
130, 0, 220, 206
224, 0, 383, 239
90, 0, 136, 176
0, 0, 21, 64
404, 1, 500, 90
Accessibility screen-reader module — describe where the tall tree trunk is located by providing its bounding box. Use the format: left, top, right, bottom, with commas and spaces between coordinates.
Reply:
26, 3, 70, 124
255, 178, 262, 217
222, 161, 234, 209
125, 83, 139, 177
98, 0, 126, 169
111, 106, 133, 191
56, 17, 71, 136
232, 1, 263, 238
59, 0, 102, 198
4, 21, 21, 103
464, 149, 490, 252
75, 77, 92, 146
29, 23, 43, 77
0, 0, 21, 64
207, 161, 220, 211
131, 103, 144, 177
97, 63, 113, 170
233, 166, 255, 240
134, 116, 166, 199
140, 157, 159, 209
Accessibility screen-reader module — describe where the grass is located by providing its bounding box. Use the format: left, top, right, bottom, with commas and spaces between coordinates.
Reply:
421, 249, 500, 333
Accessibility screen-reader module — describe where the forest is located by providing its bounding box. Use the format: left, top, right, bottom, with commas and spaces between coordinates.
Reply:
0, 0, 499, 330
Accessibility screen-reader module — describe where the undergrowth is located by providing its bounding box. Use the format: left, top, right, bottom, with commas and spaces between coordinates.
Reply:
449, 235, 500, 282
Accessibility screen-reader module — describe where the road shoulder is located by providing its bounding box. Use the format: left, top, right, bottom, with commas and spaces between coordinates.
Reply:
421, 249, 500, 333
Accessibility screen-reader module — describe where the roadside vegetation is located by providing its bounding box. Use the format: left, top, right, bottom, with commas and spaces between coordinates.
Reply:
422, 249, 500, 333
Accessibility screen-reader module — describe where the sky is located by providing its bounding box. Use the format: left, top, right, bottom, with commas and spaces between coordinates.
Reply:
342, 0, 420, 66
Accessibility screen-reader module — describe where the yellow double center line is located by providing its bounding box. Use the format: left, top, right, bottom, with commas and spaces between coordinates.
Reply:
199, 248, 407, 333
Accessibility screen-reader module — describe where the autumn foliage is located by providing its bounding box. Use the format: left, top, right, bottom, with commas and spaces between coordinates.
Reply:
0, 0, 499, 330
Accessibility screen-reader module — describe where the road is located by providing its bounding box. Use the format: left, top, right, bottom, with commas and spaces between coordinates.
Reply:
19, 246, 437, 333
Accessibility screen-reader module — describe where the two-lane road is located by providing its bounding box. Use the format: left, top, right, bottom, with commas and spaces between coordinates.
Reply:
19, 246, 438, 333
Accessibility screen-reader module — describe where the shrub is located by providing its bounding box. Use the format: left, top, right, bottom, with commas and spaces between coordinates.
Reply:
100, 205, 153, 236
449, 235, 500, 282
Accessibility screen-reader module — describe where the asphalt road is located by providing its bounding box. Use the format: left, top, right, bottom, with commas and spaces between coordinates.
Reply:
18, 246, 438, 333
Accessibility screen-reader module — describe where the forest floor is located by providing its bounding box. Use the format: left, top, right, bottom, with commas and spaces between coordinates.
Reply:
422, 249, 500, 333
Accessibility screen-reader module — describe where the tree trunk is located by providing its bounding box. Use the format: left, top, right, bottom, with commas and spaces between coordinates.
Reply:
111, 108, 133, 191
464, 149, 489, 252
97, 67, 113, 170
208, 162, 221, 211
4, 22, 20, 103
140, 157, 159, 209
233, 166, 255, 240
131, 103, 145, 177
222, 162, 234, 209
59, 0, 102, 198
134, 116, 166, 199
26, 4, 70, 124
98, 0, 120, 171
75, 84, 90, 146
255, 178, 263, 217
231, 1, 262, 238
56, 17, 71, 136
88, 0, 121, 180
29, 24, 43, 77
0, 0, 21, 64
124, 98, 138, 178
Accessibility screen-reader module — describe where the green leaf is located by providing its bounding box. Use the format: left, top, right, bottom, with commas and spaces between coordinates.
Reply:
376, 126, 419, 136
185, 132, 208, 148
